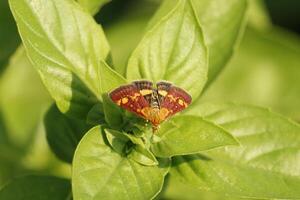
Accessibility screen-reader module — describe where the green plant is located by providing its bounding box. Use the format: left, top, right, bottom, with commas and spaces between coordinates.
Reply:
1, 0, 300, 199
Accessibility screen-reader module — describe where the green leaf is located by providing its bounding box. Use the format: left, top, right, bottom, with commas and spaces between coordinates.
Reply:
0, 46, 51, 148
98, 60, 127, 94
151, 115, 237, 158
147, 0, 247, 89
73, 126, 170, 200
104, 128, 129, 154
172, 154, 300, 200
161, 176, 235, 200
44, 104, 91, 163
77, 0, 110, 16
102, 94, 124, 129
105, 128, 145, 148
129, 145, 158, 166
124, 132, 145, 147
0, 0, 20, 73
126, 0, 208, 100
80, 60, 126, 121
0, 175, 71, 200
192, 0, 247, 87
187, 102, 300, 176
104, 128, 156, 166
201, 27, 300, 120
86, 103, 106, 125
9, 0, 111, 118
247, 0, 272, 31
174, 102, 300, 199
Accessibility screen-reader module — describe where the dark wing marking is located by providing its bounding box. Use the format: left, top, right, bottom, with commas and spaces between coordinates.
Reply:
156, 81, 172, 103
160, 86, 192, 118
133, 80, 153, 90
157, 81, 172, 91
133, 80, 153, 104
109, 84, 150, 118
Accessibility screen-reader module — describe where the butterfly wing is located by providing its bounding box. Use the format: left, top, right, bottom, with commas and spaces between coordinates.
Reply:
157, 81, 192, 120
157, 81, 172, 103
109, 83, 151, 118
132, 80, 153, 104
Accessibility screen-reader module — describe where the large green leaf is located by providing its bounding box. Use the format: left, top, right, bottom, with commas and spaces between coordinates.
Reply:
201, 27, 300, 120
77, 0, 110, 15
192, 0, 247, 87
44, 104, 91, 163
172, 102, 300, 199
151, 115, 237, 157
147, 0, 247, 89
187, 102, 300, 176
0, 175, 71, 200
9, 0, 111, 118
72, 126, 170, 200
161, 175, 243, 200
172, 154, 300, 200
126, 0, 207, 100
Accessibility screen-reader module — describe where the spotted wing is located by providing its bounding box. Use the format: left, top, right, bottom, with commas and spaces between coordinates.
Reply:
109, 84, 150, 118
132, 80, 153, 104
158, 83, 192, 120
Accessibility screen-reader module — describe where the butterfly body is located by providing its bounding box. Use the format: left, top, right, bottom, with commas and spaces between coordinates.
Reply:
109, 80, 191, 130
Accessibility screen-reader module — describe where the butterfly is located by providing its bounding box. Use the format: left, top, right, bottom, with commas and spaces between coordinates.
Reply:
109, 80, 192, 130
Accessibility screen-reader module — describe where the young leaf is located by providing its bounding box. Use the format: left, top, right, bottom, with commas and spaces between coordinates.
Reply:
98, 60, 127, 94
102, 94, 124, 129
174, 102, 300, 199
9, 0, 111, 118
44, 104, 91, 163
0, 175, 71, 200
96, 61, 131, 121
124, 132, 145, 147
77, 0, 111, 15
151, 115, 237, 157
127, 0, 208, 100
105, 128, 145, 148
104, 128, 129, 154
73, 126, 170, 200
129, 145, 158, 166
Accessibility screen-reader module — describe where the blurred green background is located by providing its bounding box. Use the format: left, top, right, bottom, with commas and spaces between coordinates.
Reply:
0, 0, 300, 199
